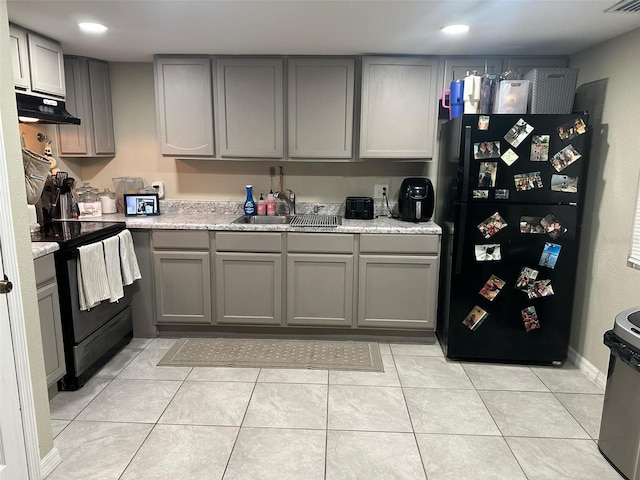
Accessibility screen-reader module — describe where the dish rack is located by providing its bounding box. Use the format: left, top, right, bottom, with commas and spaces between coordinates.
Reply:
290, 214, 342, 228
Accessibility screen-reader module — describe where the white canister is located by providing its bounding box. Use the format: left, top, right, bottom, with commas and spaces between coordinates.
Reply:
99, 189, 117, 214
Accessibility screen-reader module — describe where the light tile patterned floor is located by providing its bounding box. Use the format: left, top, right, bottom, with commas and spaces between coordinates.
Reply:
48, 338, 623, 480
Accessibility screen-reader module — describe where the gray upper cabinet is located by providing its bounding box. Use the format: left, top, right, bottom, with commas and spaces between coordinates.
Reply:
360, 56, 438, 159
442, 57, 504, 90
9, 25, 30, 90
154, 56, 215, 156
27, 31, 66, 97
216, 57, 284, 158
287, 57, 355, 159
57, 57, 115, 157
504, 56, 569, 76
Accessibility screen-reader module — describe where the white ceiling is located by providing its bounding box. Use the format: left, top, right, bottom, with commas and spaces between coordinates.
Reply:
7, 0, 640, 62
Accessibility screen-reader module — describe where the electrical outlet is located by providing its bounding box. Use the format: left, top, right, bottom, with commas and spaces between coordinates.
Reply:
374, 184, 389, 199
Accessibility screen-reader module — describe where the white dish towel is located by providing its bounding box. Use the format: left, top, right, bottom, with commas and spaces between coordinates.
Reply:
118, 229, 142, 285
102, 235, 124, 302
77, 242, 110, 311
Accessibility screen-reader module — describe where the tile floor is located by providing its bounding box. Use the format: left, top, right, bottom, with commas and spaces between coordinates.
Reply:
47, 338, 623, 480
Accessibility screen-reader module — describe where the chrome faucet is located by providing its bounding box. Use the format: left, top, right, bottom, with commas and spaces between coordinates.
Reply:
274, 189, 296, 215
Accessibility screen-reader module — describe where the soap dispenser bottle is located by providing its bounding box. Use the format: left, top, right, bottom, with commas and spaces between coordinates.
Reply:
244, 185, 257, 215
257, 193, 266, 215
267, 190, 276, 216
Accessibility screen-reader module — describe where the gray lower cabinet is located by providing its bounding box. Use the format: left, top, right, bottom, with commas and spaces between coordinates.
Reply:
360, 56, 438, 159
286, 233, 356, 327
57, 57, 116, 157
152, 230, 212, 324
357, 234, 439, 329
216, 57, 284, 158
215, 232, 283, 325
154, 56, 215, 156
34, 254, 66, 388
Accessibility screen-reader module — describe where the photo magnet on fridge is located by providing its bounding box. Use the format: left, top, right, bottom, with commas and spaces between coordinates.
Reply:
530, 135, 550, 161
551, 174, 579, 193
514, 171, 543, 191
540, 213, 567, 239
527, 279, 555, 299
501, 148, 519, 166
557, 117, 587, 141
515, 267, 539, 292
474, 141, 501, 159
504, 118, 534, 148
474, 244, 501, 261
473, 190, 489, 199
478, 162, 498, 188
495, 189, 510, 200
521, 306, 541, 332
539, 242, 562, 269
477, 212, 508, 239
478, 115, 490, 131
462, 306, 489, 331
520, 216, 545, 234
550, 144, 582, 172
479, 275, 506, 301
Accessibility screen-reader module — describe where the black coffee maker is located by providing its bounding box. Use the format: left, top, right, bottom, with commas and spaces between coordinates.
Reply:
398, 177, 434, 222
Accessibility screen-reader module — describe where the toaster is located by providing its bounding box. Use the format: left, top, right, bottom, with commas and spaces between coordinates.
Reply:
345, 196, 374, 220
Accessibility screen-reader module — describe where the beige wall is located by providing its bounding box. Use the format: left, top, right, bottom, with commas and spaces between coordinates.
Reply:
80, 62, 431, 203
569, 27, 640, 372
0, 2, 53, 458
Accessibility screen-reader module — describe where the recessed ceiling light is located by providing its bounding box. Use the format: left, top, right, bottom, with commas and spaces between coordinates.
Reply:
441, 24, 470, 34
78, 22, 108, 34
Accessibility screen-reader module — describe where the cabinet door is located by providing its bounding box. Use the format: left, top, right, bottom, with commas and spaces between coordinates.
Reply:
442, 57, 503, 90
57, 57, 88, 155
286, 254, 354, 327
9, 25, 30, 90
358, 255, 438, 329
88, 59, 115, 155
360, 56, 438, 158
27, 33, 65, 97
288, 58, 354, 158
37, 282, 66, 387
153, 251, 212, 324
216, 58, 284, 158
154, 57, 214, 156
504, 57, 569, 76
215, 252, 282, 325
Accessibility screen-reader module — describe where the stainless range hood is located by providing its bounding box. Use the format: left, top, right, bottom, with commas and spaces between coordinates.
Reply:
16, 92, 80, 125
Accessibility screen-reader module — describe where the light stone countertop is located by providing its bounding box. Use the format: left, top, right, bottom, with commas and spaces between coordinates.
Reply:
32, 242, 59, 260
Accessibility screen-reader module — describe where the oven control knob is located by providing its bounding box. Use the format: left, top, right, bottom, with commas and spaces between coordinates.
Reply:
0, 275, 13, 294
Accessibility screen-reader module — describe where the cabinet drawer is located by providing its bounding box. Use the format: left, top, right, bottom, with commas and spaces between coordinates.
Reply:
152, 230, 209, 249
360, 234, 439, 254
215, 232, 283, 252
34, 254, 56, 286
287, 233, 354, 253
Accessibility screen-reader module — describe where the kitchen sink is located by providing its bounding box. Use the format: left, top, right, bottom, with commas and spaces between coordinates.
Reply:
232, 215, 293, 224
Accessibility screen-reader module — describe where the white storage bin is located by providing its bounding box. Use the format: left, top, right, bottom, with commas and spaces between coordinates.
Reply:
493, 80, 530, 114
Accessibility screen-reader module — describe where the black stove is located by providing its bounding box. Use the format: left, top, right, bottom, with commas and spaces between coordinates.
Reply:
34, 221, 126, 248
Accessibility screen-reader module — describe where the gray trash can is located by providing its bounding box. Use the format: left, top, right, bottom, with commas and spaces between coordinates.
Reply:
598, 307, 640, 480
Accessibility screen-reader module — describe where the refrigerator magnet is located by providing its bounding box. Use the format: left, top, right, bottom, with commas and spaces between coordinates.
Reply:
551, 174, 578, 193
473, 189, 489, 199
527, 279, 555, 299
516, 267, 539, 291
462, 306, 488, 331
504, 118, 534, 148
540, 213, 567, 239
550, 144, 582, 172
514, 171, 543, 191
478, 162, 498, 187
539, 242, 562, 269
479, 275, 506, 301
495, 189, 510, 200
520, 216, 545, 234
478, 115, 490, 131
521, 306, 541, 332
501, 148, 519, 166
557, 118, 587, 141
474, 142, 501, 159
477, 212, 508, 239
530, 135, 550, 161
474, 244, 501, 261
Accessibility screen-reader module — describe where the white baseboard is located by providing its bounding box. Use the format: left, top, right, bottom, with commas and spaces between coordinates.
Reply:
567, 346, 607, 390
40, 447, 61, 479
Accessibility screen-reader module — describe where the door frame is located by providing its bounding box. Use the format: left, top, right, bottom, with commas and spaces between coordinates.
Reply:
0, 116, 42, 477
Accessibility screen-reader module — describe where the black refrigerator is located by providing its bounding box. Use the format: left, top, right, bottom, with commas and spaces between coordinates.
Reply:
435, 113, 590, 364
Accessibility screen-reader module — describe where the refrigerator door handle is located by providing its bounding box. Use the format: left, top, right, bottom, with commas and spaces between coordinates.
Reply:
461, 125, 472, 203
455, 204, 467, 274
